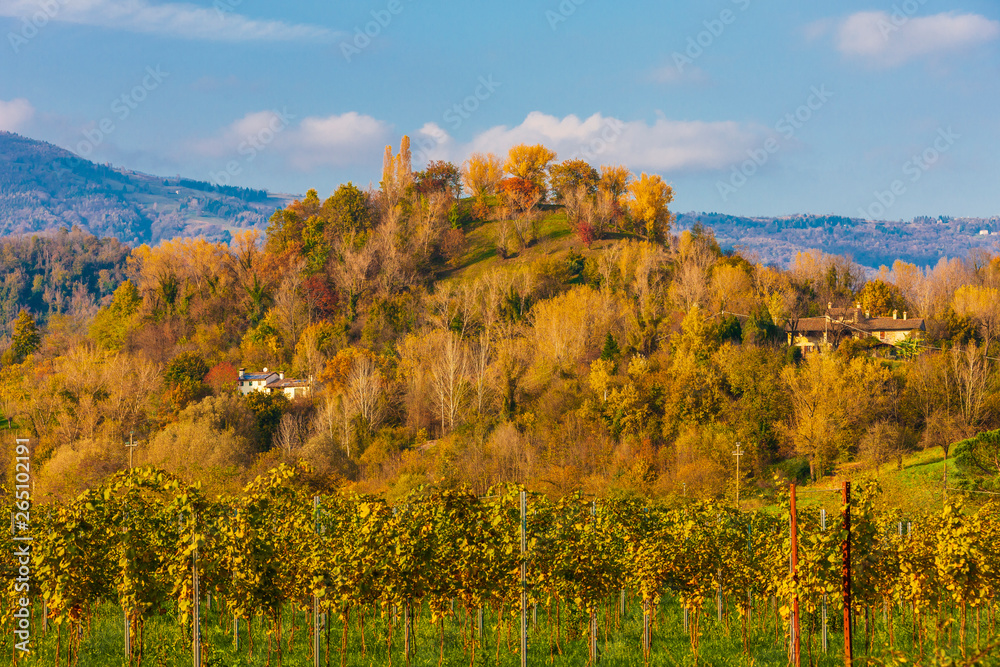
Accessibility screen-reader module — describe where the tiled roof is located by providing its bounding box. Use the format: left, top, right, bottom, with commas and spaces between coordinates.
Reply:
827, 307, 863, 320
266, 379, 309, 389
242, 373, 277, 380
866, 317, 925, 332
786, 318, 851, 334
785, 314, 926, 334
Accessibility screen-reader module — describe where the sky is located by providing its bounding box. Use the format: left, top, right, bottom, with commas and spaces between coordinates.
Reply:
1, 0, 999, 220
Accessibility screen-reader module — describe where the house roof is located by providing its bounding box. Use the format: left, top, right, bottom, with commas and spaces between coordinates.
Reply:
266, 379, 309, 389
785, 314, 926, 335
786, 317, 851, 334
827, 306, 863, 320
242, 372, 277, 381
866, 317, 926, 332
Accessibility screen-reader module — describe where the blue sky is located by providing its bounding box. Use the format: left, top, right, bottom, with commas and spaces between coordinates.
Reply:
2, 0, 999, 220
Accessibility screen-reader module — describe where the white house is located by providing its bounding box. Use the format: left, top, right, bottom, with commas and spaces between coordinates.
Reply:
237, 368, 311, 399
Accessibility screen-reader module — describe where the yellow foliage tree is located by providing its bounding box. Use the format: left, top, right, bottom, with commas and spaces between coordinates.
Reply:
461, 152, 504, 202
781, 355, 891, 479
381, 135, 413, 207
952, 284, 1000, 345
625, 173, 673, 242
128, 238, 234, 316
503, 143, 557, 191
532, 286, 621, 370
599, 165, 633, 200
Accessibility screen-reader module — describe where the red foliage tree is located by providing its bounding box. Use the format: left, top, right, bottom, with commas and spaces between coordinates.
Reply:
205, 362, 239, 395
498, 177, 542, 214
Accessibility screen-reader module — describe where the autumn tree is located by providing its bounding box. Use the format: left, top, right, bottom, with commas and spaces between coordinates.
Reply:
428, 329, 470, 434
670, 227, 720, 310
128, 237, 234, 318
781, 354, 848, 480
599, 165, 632, 200
272, 260, 310, 353
415, 160, 462, 199
205, 362, 238, 394
952, 284, 1000, 347
625, 173, 673, 242
532, 286, 621, 370
90, 280, 142, 351
345, 354, 387, 434
461, 153, 504, 215
791, 250, 866, 306
381, 135, 414, 209
503, 143, 557, 194
782, 355, 891, 479
857, 279, 906, 317
549, 159, 599, 201
145, 393, 259, 490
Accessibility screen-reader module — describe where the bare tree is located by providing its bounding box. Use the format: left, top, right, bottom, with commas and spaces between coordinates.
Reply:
273, 259, 309, 348
950, 343, 990, 431
470, 331, 493, 415
346, 355, 386, 433
314, 391, 356, 458
274, 412, 307, 456
331, 234, 374, 317
430, 330, 469, 434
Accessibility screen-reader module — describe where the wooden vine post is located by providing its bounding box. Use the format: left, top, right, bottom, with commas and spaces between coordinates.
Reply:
313, 496, 321, 667
790, 483, 800, 667
192, 514, 201, 667
233, 508, 239, 653
519, 490, 527, 667
842, 481, 853, 667
590, 500, 598, 664
821, 508, 828, 653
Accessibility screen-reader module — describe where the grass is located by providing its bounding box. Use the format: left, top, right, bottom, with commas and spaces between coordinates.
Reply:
774, 448, 959, 519
10, 592, 999, 667
444, 209, 585, 284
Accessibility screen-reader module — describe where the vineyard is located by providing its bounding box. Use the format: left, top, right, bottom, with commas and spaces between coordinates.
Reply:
3, 464, 1000, 666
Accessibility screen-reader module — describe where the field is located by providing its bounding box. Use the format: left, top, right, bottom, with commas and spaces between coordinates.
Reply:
5, 465, 1000, 667
13, 593, 998, 666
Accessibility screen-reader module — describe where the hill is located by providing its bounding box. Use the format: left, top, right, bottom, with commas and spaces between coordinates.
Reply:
0, 132, 294, 245
4, 131, 998, 268
676, 212, 1000, 269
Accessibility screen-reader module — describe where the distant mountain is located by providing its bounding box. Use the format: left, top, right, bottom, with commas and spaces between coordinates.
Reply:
675, 212, 1000, 269
0, 132, 295, 245
5, 132, 997, 266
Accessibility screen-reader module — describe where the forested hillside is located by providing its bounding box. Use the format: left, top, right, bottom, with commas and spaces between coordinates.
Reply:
675, 212, 1000, 269
2, 137, 999, 507
0, 132, 290, 244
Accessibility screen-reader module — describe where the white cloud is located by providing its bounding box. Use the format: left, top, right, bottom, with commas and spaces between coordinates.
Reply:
190, 110, 391, 171
833, 11, 999, 67
0, 0, 333, 42
0, 98, 35, 132
286, 112, 392, 170
194, 110, 771, 177
412, 111, 769, 173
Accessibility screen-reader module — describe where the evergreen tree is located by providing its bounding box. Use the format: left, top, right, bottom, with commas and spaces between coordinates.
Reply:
600, 332, 620, 361
2, 310, 41, 365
